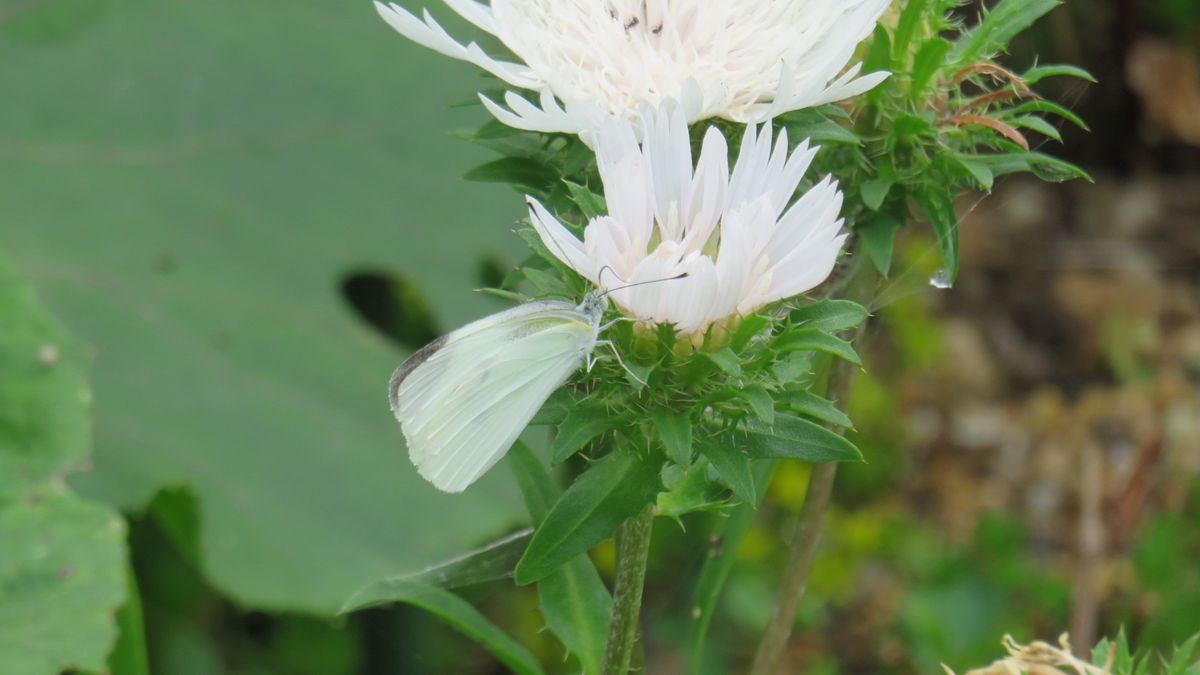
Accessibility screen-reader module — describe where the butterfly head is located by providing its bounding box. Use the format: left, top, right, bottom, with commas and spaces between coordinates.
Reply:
578, 290, 608, 330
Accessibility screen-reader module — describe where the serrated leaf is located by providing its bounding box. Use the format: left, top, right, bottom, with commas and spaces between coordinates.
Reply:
342, 579, 546, 675
700, 347, 743, 377
650, 411, 694, 468
1010, 114, 1062, 141
515, 451, 662, 584
737, 414, 863, 462
1166, 634, 1200, 675
858, 214, 903, 277
657, 459, 725, 518
1006, 99, 1089, 130
737, 384, 776, 426
915, 186, 960, 285
507, 444, 610, 675
784, 389, 854, 429
910, 38, 952, 99
950, 0, 1062, 66
861, 176, 895, 211
789, 300, 869, 332
697, 439, 756, 504
779, 110, 861, 145
730, 314, 771, 351
893, 0, 932, 61
776, 328, 862, 365
1022, 63, 1096, 85
564, 180, 608, 220
552, 407, 620, 464
954, 156, 996, 191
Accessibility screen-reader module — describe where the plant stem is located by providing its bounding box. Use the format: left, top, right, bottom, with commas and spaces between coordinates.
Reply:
749, 350, 861, 675
602, 504, 655, 675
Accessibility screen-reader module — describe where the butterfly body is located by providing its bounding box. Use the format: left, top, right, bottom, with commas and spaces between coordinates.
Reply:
389, 292, 605, 493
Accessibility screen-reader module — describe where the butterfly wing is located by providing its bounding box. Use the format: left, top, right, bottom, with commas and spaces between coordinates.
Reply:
389, 301, 598, 493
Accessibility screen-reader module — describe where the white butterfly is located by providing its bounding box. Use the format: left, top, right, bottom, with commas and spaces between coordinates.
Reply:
388, 292, 608, 493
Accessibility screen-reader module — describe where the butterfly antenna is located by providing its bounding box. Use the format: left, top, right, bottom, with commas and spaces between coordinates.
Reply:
598, 272, 689, 298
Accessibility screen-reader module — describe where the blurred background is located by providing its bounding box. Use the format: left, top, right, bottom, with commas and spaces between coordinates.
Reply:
2, 0, 1198, 673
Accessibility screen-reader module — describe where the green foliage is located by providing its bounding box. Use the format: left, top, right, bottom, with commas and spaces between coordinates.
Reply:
0, 258, 128, 674
793, 0, 1093, 283
515, 450, 662, 585
340, 578, 547, 675
1, 0, 534, 614
1092, 630, 1200, 675
508, 443, 611, 675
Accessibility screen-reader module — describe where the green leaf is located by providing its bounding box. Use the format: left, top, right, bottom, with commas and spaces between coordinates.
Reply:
789, 299, 869, 332
689, 461, 775, 674
1021, 63, 1096, 85
737, 414, 863, 462
564, 180, 608, 220
1167, 634, 1200, 675
700, 347, 744, 377
954, 156, 996, 191
0, 261, 90, 502
950, 0, 1062, 66
1009, 114, 1062, 141
783, 390, 854, 429
730, 314, 771, 351
552, 406, 620, 464
737, 384, 776, 426
861, 176, 895, 211
1006, 99, 1089, 130
857, 215, 903, 277
650, 410, 694, 468
915, 186, 960, 285
657, 459, 725, 518
106, 563, 150, 675
507, 444, 610, 675
910, 38, 951, 99
464, 156, 557, 194
697, 439, 756, 503
892, 0, 931, 60
775, 328, 862, 365
0, 258, 129, 675
515, 451, 662, 584
0, 489, 128, 675
3, 0, 534, 613
342, 579, 546, 675
778, 109, 861, 145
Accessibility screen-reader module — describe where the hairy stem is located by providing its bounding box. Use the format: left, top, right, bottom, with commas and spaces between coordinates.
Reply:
602, 504, 655, 675
749, 339, 863, 675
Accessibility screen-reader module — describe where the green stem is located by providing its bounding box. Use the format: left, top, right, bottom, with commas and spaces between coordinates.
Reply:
601, 504, 655, 675
747, 461, 839, 675
749, 329, 864, 675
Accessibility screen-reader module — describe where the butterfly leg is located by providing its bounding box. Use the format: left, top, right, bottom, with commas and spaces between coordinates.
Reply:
595, 340, 647, 386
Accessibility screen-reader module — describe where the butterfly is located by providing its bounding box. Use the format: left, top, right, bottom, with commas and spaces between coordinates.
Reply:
388, 291, 608, 493
388, 269, 689, 493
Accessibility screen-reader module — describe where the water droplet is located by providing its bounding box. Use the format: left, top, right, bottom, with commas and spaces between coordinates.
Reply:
928, 269, 954, 289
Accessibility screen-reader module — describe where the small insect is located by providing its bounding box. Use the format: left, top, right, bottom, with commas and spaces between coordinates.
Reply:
389, 274, 685, 493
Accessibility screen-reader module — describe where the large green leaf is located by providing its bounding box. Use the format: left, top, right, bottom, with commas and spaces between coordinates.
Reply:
0, 0, 528, 613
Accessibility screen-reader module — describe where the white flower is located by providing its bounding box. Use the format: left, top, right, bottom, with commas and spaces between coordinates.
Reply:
527, 106, 848, 334
374, 0, 890, 138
